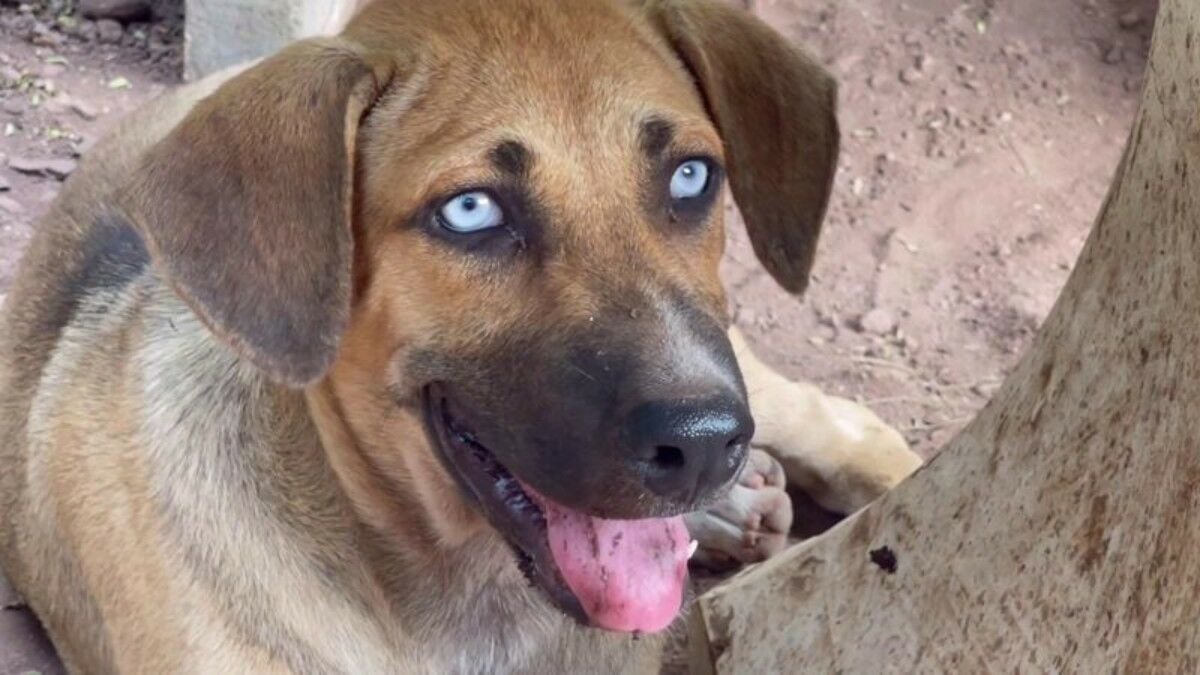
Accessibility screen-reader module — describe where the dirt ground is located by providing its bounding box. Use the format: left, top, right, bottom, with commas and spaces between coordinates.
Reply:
0, 0, 1155, 672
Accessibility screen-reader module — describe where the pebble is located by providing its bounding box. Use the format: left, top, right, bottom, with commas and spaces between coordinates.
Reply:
1103, 46, 1124, 65
856, 308, 897, 335
74, 134, 98, 156
1118, 10, 1143, 30
0, 174, 9, 191
0, 65, 21, 85
971, 382, 1001, 398
899, 67, 924, 84
9, 156, 77, 180
2, 99, 23, 116
96, 19, 124, 44
70, 99, 99, 120
78, 21, 99, 42
29, 26, 65, 48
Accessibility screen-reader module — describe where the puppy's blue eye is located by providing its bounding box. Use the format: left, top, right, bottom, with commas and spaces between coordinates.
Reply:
439, 191, 504, 233
670, 159, 711, 200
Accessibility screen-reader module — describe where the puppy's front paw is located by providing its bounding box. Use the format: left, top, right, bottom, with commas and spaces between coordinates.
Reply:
684, 449, 793, 571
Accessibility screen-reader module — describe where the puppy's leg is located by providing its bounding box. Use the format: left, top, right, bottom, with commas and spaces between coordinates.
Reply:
684, 449, 792, 571
730, 327, 923, 516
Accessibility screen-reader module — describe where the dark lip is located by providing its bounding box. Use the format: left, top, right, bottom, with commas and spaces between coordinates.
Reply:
419, 383, 590, 626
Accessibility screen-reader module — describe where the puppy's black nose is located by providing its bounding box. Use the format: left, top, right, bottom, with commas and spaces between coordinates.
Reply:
625, 395, 753, 504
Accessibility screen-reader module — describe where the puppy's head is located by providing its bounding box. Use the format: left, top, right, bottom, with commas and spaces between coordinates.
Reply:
120, 0, 837, 634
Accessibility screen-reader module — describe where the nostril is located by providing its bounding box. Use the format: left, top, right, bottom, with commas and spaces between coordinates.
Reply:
720, 432, 748, 454
652, 445, 686, 470
625, 396, 754, 500
725, 435, 750, 470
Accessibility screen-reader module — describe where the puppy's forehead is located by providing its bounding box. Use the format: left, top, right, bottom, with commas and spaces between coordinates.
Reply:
359, 0, 715, 155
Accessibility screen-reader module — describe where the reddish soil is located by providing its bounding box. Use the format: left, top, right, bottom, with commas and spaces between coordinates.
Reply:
0, 0, 1155, 672
727, 0, 1154, 456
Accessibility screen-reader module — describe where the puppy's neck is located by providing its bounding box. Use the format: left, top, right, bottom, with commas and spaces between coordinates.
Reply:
305, 367, 489, 555
306, 378, 426, 542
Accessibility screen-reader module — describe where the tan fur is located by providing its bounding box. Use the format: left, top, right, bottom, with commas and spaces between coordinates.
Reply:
731, 328, 923, 514
0, 1, 918, 672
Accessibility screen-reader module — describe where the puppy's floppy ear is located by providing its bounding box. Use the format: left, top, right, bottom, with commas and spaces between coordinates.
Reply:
642, 0, 839, 295
119, 38, 394, 386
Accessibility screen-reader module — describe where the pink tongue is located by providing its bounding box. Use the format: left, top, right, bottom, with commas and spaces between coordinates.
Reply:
525, 487, 691, 633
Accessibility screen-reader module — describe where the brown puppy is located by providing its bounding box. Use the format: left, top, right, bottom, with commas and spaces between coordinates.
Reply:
0, 0, 920, 672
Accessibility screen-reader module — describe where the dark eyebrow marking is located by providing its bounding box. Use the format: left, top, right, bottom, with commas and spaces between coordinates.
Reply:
489, 140, 532, 178
639, 117, 675, 157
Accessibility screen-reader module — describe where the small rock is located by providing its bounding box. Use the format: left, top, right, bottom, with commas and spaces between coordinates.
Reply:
74, 133, 98, 156
29, 25, 65, 48
57, 15, 82, 36
1118, 10, 1143, 30
2, 98, 23, 116
9, 156, 77, 180
69, 99, 98, 120
0, 195, 23, 214
1103, 46, 1125, 65
816, 310, 840, 330
971, 382, 1001, 398
899, 67, 924, 84
96, 19, 124, 44
0, 65, 21, 85
79, 0, 152, 22
40, 63, 65, 78
0, 174, 9, 191
78, 20, 99, 42
856, 308, 897, 335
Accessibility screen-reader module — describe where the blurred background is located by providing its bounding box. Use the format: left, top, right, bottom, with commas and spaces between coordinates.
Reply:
0, 0, 1158, 465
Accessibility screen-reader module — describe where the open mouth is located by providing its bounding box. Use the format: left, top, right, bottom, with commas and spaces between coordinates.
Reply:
422, 384, 695, 634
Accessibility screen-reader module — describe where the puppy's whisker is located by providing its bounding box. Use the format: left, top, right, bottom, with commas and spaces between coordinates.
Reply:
568, 363, 600, 384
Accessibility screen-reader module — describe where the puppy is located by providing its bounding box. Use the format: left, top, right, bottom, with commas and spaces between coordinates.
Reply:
0, 0, 920, 672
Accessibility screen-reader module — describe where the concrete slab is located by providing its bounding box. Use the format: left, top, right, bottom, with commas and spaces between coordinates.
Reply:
183, 0, 353, 79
